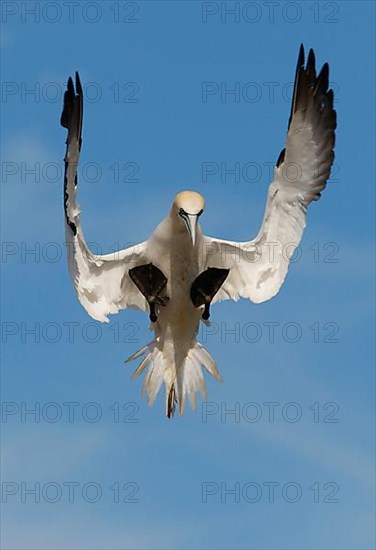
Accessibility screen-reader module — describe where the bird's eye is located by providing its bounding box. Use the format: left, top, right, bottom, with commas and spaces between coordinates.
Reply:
179, 208, 186, 217
197, 209, 203, 217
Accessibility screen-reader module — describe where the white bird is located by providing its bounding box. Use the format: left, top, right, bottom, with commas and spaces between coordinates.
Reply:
61, 45, 336, 417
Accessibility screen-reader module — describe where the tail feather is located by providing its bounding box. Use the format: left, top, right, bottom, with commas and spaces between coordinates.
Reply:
166, 385, 177, 418
141, 355, 164, 405
124, 342, 151, 364
126, 340, 164, 406
176, 350, 207, 415
194, 342, 222, 381
126, 339, 222, 417
131, 354, 150, 379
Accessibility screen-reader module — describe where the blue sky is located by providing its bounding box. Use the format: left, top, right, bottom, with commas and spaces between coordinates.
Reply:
1, 1, 375, 549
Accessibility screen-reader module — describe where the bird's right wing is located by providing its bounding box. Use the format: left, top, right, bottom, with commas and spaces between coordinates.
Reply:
61, 73, 148, 322
203, 45, 336, 304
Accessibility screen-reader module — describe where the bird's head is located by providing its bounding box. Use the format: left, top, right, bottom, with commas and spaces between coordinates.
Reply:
172, 190, 205, 246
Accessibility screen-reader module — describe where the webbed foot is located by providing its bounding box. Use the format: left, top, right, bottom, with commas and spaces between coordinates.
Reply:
190, 267, 230, 320
129, 263, 169, 322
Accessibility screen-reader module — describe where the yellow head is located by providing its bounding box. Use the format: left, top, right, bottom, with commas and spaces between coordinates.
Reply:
172, 190, 205, 246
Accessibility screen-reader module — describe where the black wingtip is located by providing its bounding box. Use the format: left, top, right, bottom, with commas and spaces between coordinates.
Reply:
281, 45, 336, 185
60, 72, 83, 142
60, 77, 73, 128
298, 43, 305, 66
75, 71, 83, 96
307, 49, 315, 68
321, 62, 329, 79
288, 44, 305, 129
315, 62, 329, 94
67, 76, 74, 95
306, 48, 317, 84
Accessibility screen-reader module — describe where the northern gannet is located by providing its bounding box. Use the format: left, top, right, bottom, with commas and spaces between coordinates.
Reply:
61, 45, 336, 417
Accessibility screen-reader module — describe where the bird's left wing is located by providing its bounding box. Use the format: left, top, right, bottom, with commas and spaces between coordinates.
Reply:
61, 73, 147, 322
203, 45, 336, 304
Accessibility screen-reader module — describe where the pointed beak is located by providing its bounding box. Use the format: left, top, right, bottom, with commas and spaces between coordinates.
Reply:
183, 214, 198, 246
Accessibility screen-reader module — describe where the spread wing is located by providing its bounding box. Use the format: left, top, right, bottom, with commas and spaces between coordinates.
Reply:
61, 73, 147, 322
203, 45, 337, 304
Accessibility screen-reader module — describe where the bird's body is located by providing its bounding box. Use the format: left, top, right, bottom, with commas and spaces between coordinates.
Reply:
147, 219, 202, 353
61, 45, 336, 417
137, 206, 208, 414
